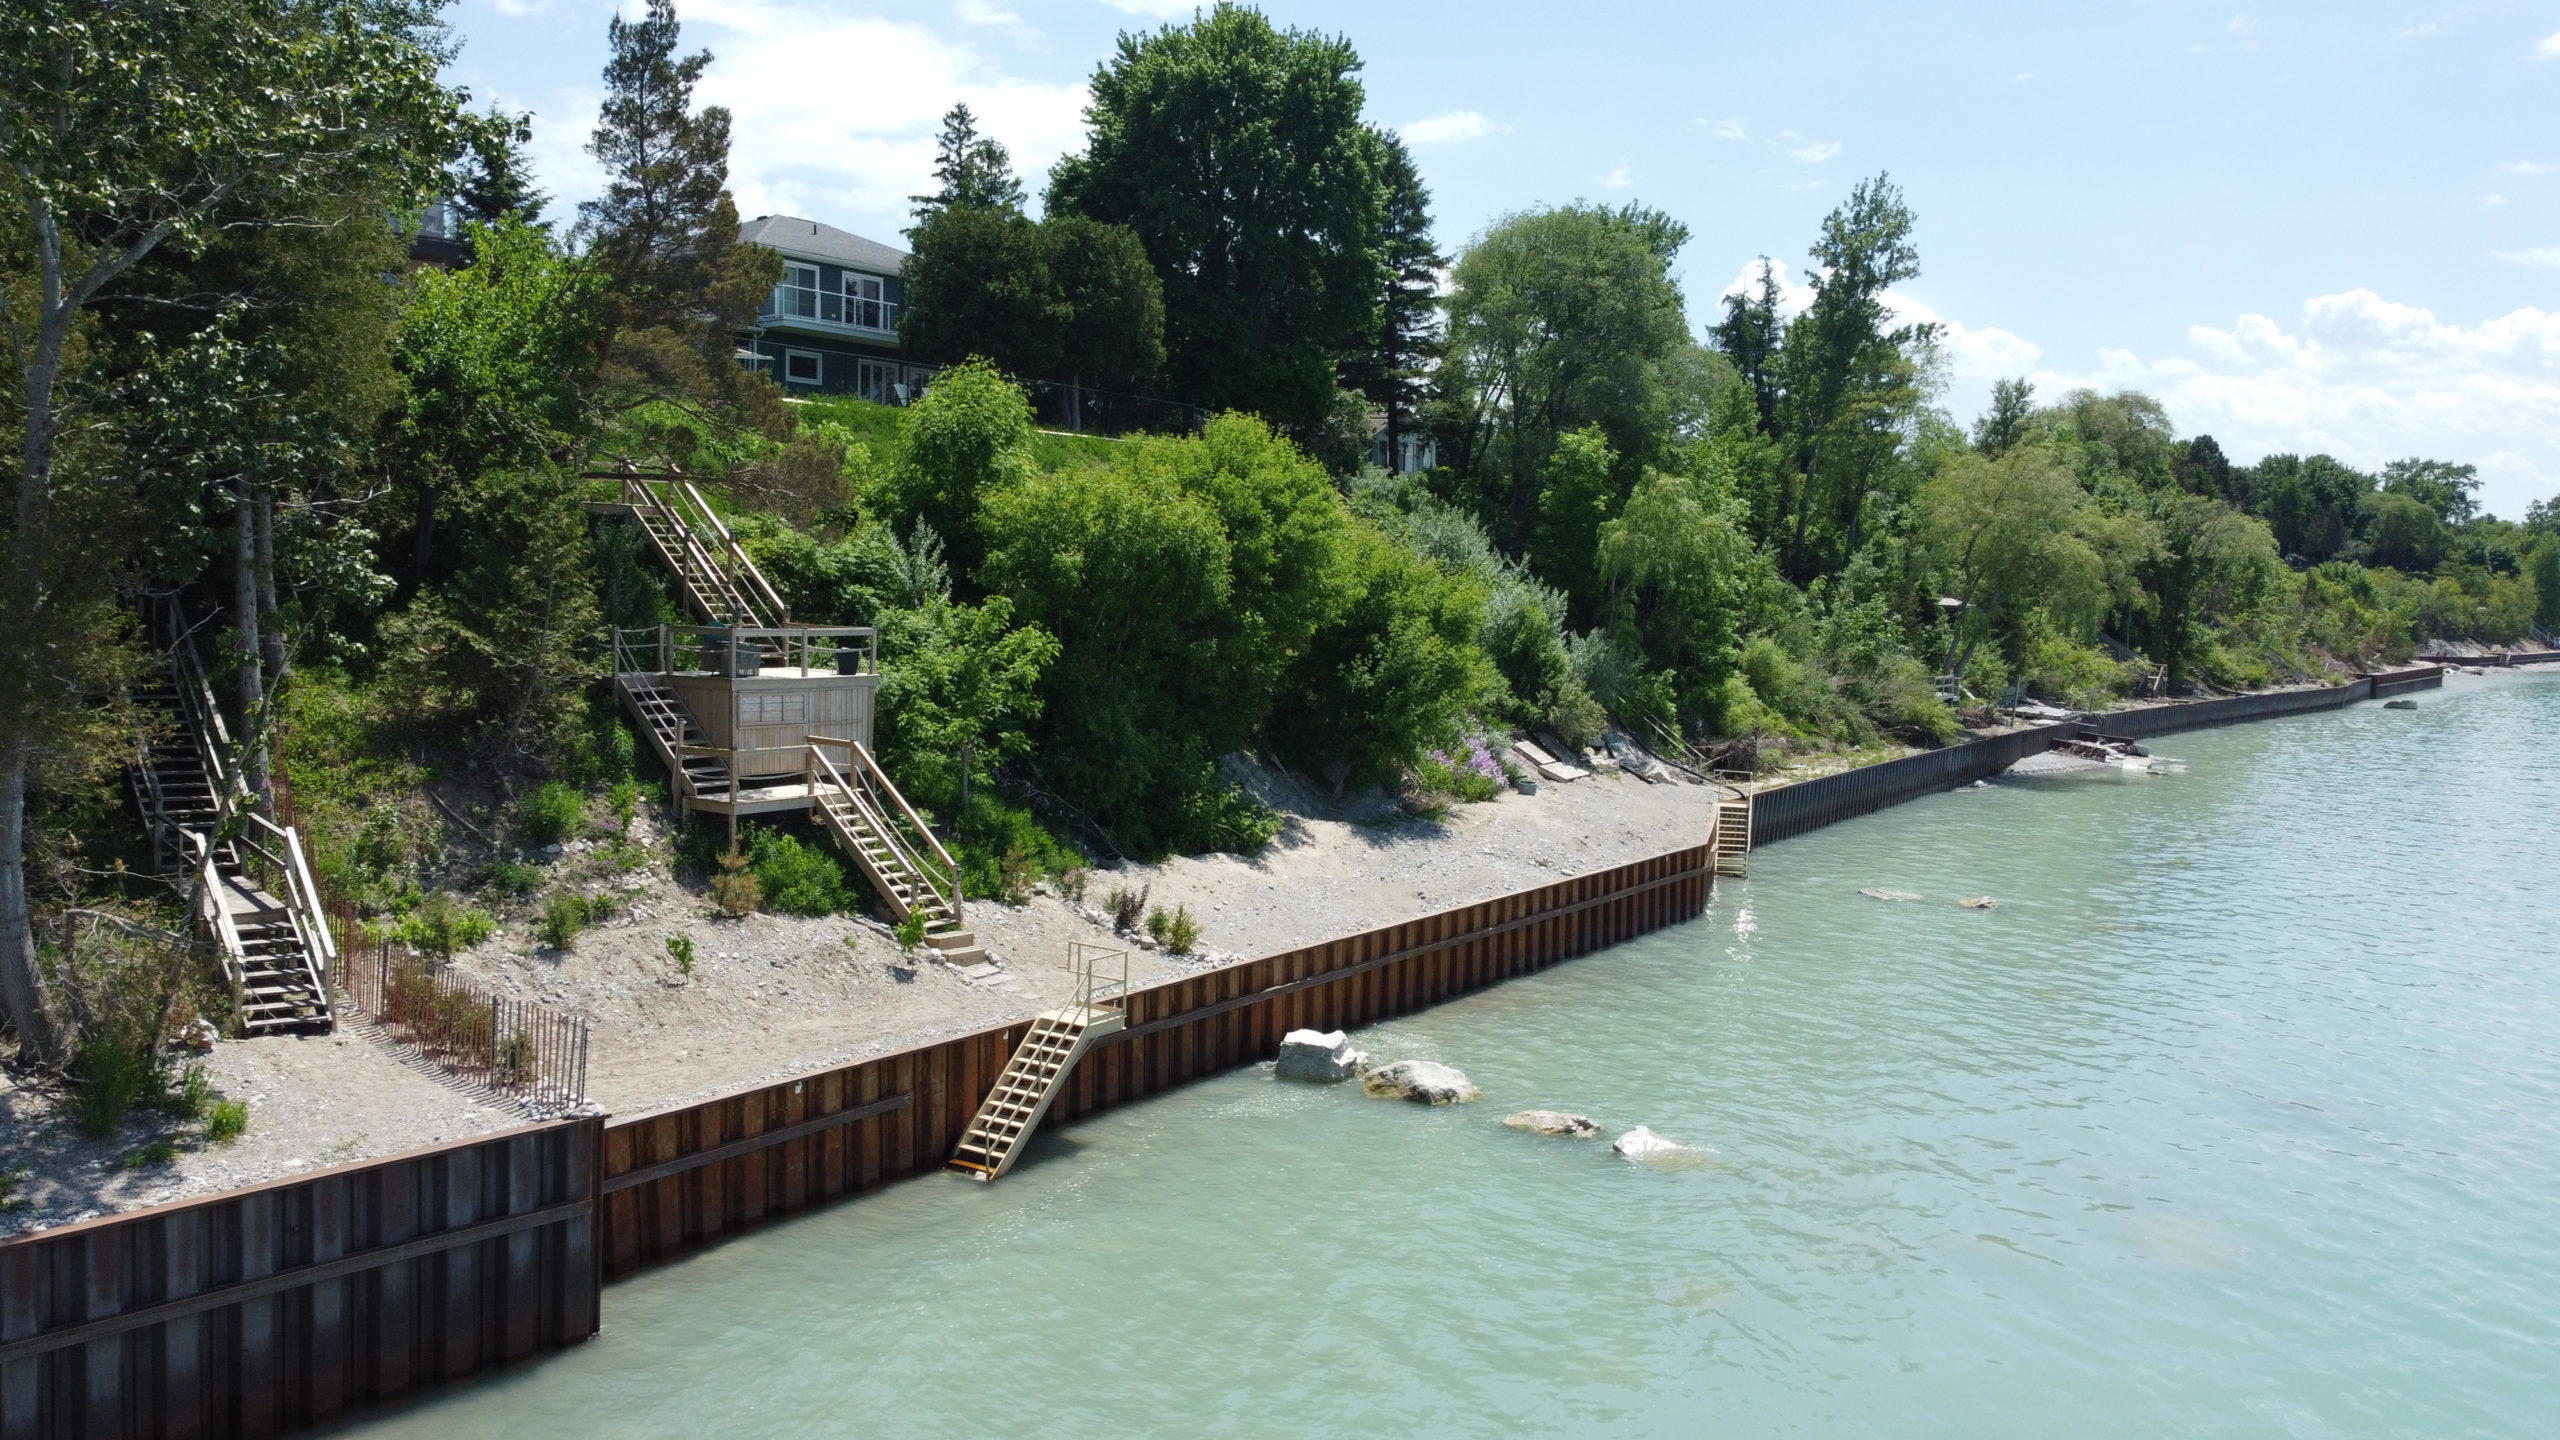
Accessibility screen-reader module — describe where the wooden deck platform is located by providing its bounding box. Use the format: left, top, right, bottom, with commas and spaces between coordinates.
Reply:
684, 779, 828, 817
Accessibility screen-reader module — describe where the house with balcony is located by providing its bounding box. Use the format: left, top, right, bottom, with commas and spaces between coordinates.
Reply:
738, 215, 940, 404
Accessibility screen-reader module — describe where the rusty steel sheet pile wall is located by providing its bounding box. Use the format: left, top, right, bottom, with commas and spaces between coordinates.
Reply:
0, 1118, 599, 1440
597, 843, 1713, 1277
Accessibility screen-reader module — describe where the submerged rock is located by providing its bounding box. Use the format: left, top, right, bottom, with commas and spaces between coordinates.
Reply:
1859, 888, 1924, 902
1504, 1110, 1601, 1137
1361, 1059, 1480, 1105
1959, 896, 1997, 909
1612, 1126, 1708, 1168
1273, 1028, 1366, 1083
2384, 699, 2418, 710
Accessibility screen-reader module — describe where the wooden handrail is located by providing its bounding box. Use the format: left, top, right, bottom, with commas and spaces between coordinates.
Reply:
677, 479, 789, 623
807, 744, 960, 924
844, 742, 961, 882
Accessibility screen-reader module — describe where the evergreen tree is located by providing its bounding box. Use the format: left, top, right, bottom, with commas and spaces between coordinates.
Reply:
454, 107, 547, 226
1709, 259, 1785, 436
1347, 131, 1442, 469
1971, 378, 2035, 458
578, 0, 780, 433
909, 102, 1026, 222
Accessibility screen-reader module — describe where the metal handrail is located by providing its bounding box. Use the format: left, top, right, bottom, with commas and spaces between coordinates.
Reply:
1065, 940, 1128, 1011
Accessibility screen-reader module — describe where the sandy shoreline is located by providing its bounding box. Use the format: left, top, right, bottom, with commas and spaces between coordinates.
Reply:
2, 759, 1721, 1235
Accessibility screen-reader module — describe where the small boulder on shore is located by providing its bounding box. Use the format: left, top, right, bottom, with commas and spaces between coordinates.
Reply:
1505, 1110, 1601, 1137
1273, 1029, 1366, 1083
1361, 1059, 1480, 1105
1612, 1126, 1708, 1168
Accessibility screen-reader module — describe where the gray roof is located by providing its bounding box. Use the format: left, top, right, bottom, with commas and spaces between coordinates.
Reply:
740, 215, 908, 273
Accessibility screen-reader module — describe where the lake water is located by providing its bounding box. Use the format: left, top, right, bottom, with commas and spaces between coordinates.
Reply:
335, 673, 2560, 1438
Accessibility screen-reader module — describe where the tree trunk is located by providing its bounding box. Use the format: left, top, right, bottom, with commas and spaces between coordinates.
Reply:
257, 489, 287, 690
1786, 436, 1823, 581
0, 750, 63, 1063
234, 484, 270, 811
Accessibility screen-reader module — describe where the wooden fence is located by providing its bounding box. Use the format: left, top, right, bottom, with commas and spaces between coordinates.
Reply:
341, 937, 591, 1114
0, 1119, 599, 1440
595, 843, 1713, 1277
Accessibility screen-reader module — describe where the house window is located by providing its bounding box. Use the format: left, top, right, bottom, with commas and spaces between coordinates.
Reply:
739, 692, 808, 726
781, 350, 823, 386
857, 358, 899, 405
845, 273, 892, 331
773, 264, 826, 320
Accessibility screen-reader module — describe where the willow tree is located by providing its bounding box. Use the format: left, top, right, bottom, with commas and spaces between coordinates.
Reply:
0, 0, 453, 1060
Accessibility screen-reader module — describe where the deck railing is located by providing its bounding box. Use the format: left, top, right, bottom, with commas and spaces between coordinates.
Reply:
623, 476, 791, 629
807, 739, 962, 927
612, 623, 876, 678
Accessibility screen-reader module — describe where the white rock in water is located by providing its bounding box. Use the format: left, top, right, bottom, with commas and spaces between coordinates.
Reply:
1273, 1028, 1365, 1083
1612, 1126, 1707, 1168
1361, 1059, 1480, 1105
1505, 1110, 1601, 1137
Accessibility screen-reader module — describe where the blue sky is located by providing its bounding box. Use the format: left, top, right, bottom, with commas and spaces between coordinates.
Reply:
446, 0, 2560, 519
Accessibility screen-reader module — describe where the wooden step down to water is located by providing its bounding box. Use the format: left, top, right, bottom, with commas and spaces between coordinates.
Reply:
1713, 796, 1753, 878
949, 1003, 1125, 1181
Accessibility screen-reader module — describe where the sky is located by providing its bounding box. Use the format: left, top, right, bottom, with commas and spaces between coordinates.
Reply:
444, 0, 2560, 520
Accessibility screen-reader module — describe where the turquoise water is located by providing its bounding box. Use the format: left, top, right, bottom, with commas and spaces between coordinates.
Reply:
337, 674, 2560, 1438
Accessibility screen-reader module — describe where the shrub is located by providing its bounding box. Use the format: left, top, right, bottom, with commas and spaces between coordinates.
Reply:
517, 782, 584, 846
486, 859, 543, 896
73, 1040, 152, 1138
159, 1064, 214, 1122
608, 778, 640, 834
123, 1139, 181, 1169
894, 911, 928, 956
1413, 733, 1505, 804
400, 892, 495, 957
205, 1099, 249, 1146
1155, 904, 1201, 955
665, 932, 696, 975
710, 849, 762, 917
0, 1166, 29, 1213
494, 1032, 536, 1089
1056, 867, 1089, 903
537, 891, 586, 950
1105, 883, 1149, 934
750, 829, 854, 916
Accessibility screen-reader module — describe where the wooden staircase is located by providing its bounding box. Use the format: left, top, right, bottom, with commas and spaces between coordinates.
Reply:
808, 742, 982, 965
614, 670, 733, 806
620, 475, 788, 634
1713, 795, 1752, 878
949, 1003, 1124, 1181
128, 619, 336, 1035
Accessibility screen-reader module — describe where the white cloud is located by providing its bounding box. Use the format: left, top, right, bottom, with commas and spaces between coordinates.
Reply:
1716, 261, 2039, 379
1788, 139, 1841, 163
2025, 289, 2560, 518
2498, 247, 2560, 268
2539, 26, 2560, 58
1711, 118, 1747, 140
2504, 160, 2557, 176
1598, 163, 1634, 190
2483, 192, 2506, 207
490, 0, 551, 15
1099, 0, 1200, 16
2013, 71, 2035, 82
538, 0, 1090, 235
954, 0, 1025, 30
1403, 110, 1503, 145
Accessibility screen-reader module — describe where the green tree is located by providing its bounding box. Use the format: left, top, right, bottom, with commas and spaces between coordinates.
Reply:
2378, 457, 2481, 526
1972, 378, 2035, 458
1271, 522, 1485, 788
2362, 489, 2448, 572
0, 0, 454, 1059
1344, 132, 1443, 468
1041, 215, 1165, 394
453, 106, 547, 227
1914, 448, 2126, 691
908, 102, 1025, 220
898, 204, 1057, 376
1440, 203, 1703, 553
2249, 453, 2370, 562
867, 359, 1039, 577
1776, 174, 1934, 578
2128, 490, 2282, 688
876, 596, 1059, 811
1710, 259, 1786, 438
1047, 3, 1388, 431
578, 0, 782, 437
1530, 426, 1619, 617
1596, 464, 1754, 717
2525, 537, 2560, 631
